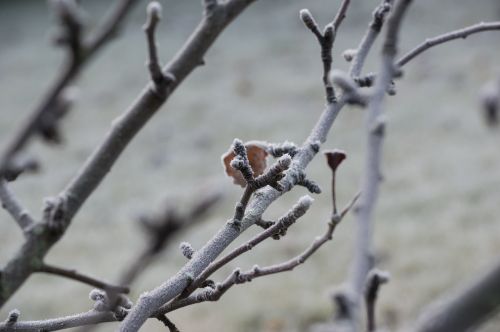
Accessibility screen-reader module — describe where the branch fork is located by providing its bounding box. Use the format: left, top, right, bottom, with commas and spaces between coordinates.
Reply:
299, 0, 351, 104
143, 1, 175, 99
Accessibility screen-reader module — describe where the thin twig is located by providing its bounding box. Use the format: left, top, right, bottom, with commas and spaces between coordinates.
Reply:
0, 179, 35, 233
143, 2, 169, 97
37, 264, 129, 294
331, 0, 351, 31
397, 21, 500, 67
354, 21, 500, 86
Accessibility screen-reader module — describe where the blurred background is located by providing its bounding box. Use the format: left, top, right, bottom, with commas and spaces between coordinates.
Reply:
1, 0, 500, 331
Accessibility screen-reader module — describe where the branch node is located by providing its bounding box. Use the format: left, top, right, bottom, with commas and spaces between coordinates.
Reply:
203, 0, 219, 15
180, 241, 195, 260
39, 86, 78, 144
2, 155, 40, 182
310, 140, 321, 153
331, 70, 368, 107
365, 269, 390, 332
370, 117, 386, 137
228, 218, 242, 231
5, 309, 20, 326
51, 0, 85, 61
343, 49, 357, 62
42, 194, 68, 235
299, 9, 322, 39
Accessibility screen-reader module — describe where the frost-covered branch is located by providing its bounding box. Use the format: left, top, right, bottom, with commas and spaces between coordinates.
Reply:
171, 195, 313, 303
160, 191, 358, 316
158, 195, 314, 313
354, 21, 500, 88
349, 0, 413, 311
348, 0, 393, 78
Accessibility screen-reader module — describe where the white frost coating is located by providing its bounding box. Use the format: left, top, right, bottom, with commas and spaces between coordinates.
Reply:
297, 195, 314, 209
277, 154, 292, 168
146, 1, 162, 19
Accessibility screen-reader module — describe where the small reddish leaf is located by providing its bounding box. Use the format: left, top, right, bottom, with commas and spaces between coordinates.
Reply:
324, 149, 347, 172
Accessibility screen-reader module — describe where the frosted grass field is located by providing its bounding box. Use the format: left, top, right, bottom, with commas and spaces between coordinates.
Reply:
1, 0, 500, 330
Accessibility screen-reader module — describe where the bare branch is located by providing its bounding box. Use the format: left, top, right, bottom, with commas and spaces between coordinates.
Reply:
51, 0, 84, 61
364, 269, 390, 332
354, 21, 500, 87
36, 264, 129, 294
174, 196, 314, 301
397, 21, 500, 67
0, 179, 35, 233
331, 70, 368, 107
414, 260, 500, 332
349, 0, 393, 78
349, 0, 413, 310
143, 2, 170, 97
331, 0, 351, 31
300, 0, 351, 104
0, 310, 116, 331
0, 0, 140, 177
159, 193, 358, 315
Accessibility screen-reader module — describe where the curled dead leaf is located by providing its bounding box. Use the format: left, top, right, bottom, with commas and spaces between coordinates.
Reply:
222, 141, 268, 187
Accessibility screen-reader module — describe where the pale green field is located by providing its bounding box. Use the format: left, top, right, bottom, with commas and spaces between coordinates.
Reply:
1, 0, 500, 331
